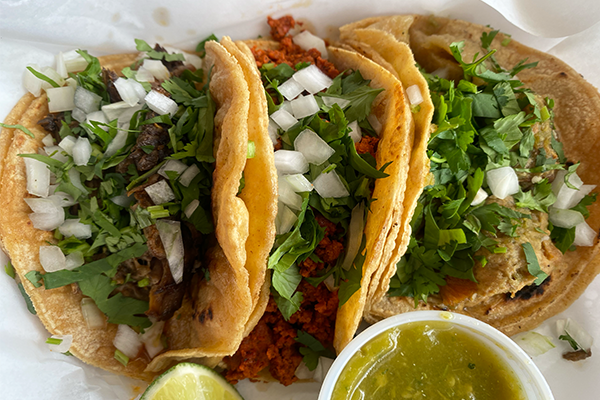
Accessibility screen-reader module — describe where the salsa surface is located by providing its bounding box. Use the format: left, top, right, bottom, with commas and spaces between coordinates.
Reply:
332, 321, 526, 400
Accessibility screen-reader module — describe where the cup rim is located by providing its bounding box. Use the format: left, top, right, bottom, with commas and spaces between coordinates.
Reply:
318, 310, 554, 400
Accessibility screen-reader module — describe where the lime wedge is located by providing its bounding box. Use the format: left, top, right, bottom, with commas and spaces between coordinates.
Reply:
141, 363, 243, 400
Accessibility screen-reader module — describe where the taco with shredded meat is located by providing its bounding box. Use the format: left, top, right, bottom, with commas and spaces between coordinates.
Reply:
342, 15, 600, 337
0, 39, 276, 380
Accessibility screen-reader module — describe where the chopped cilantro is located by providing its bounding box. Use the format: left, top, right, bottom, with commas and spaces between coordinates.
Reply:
17, 283, 36, 314
559, 332, 580, 351
196, 34, 218, 56
522, 243, 548, 285
24, 270, 43, 288
114, 349, 129, 366
295, 330, 336, 371
26, 66, 60, 88
4, 260, 15, 279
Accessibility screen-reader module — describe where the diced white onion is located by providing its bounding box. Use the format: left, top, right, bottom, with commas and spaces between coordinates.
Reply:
342, 203, 366, 270
156, 220, 184, 284
268, 119, 280, 145
275, 203, 298, 235
179, 164, 200, 187
291, 94, 320, 119
58, 136, 77, 156
315, 357, 334, 383
59, 219, 92, 240
74, 86, 101, 113
284, 174, 314, 192
72, 137, 92, 166
63, 50, 88, 73
104, 130, 129, 158
406, 84, 424, 106
85, 110, 109, 135
114, 78, 146, 107
81, 298, 106, 329
44, 145, 68, 163
55, 52, 68, 79
24, 196, 63, 214
40, 67, 65, 90
47, 334, 73, 353
294, 129, 335, 165
117, 104, 143, 130
278, 78, 305, 101
135, 66, 156, 83
184, 199, 200, 218
68, 168, 88, 195
65, 251, 84, 270
145, 90, 178, 117
29, 206, 65, 231
552, 170, 595, 210
347, 120, 362, 143
47, 86, 75, 113
274, 150, 309, 175
486, 166, 519, 200
113, 324, 143, 359
72, 107, 87, 123
573, 221, 597, 247
145, 180, 176, 205
102, 101, 134, 121
51, 192, 77, 207
293, 31, 329, 59
278, 178, 303, 211
548, 207, 585, 229
65, 77, 78, 89
280, 101, 294, 115
23, 64, 43, 97
140, 321, 166, 359
183, 52, 203, 69
39, 246, 67, 272
324, 275, 337, 291
292, 64, 333, 94
270, 108, 299, 132
367, 114, 382, 135
24, 157, 50, 197
110, 194, 134, 208
323, 96, 350, 109
471, 187, 489, 206
557, 318, 594, 352
513, 331, 556, 357
142, 59, 170, 81
158, 160, 188, 180
313, 170, 349, 198
42, 134, 55, 147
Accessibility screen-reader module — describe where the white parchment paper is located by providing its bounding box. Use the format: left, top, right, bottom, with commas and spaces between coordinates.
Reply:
0, 1, 599, 399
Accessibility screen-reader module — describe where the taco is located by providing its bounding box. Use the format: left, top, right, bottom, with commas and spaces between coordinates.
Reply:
0, 39, 276, 380
343, 15, 600, 337
212, 16, 419, 385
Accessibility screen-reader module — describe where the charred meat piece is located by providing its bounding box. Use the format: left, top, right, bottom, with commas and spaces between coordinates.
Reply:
38, 112, 79, 142
117, 112, 171, 173
147, 258, 186, 321
102, 68, 122, 103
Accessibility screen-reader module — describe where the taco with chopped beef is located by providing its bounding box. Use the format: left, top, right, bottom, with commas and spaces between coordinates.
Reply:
0, 39, 276, 380
215, 16, 426, 385
343, 15, 600, 337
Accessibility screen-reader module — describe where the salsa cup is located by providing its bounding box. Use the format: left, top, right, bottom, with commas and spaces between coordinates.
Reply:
318, 310, 554, 400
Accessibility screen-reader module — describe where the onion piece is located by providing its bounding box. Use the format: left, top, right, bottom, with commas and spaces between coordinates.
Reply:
24, 157, 51, 197
29, 207, 65, 231
313, 170, 349, 199
63, 50, 88, 72
117, 104, 143, 130
293, 31, 328, 59
41, 67, 65, 90
341, 203, 366, 271
274, 150, 309, 175
23, 64, 43, 97
72, 137, 92, 166
44, 145, 68, 163
179, 164, 200, 187
68, 168, 89, 196
486, 166, 519, 200
135, 66, 156, 83
290, 94, 320, 119
406, 84, 424, 106
65, 251, 85, 270
156, 220, 184, 284
142, 59, 170, 81
140, 321, 166, 359
145, 180, 176, 205
50, 193, 77, 207
548, 207, 585, 229
323, 96, 350, 109
347, 120, 362, 143
184, 199, 200, 218
24, 196, 63, 214
74, 86, 101, 113
72, 107, 87, 123
292, 64, 333, 94
294, 361, 314, 380
39, 246, 67, 272
367, 114, 382, 135
113, 324, 143, 359
58, 136, 77, 156
158, 160, 188, 180
513, 331, 555, 357
42, 134, 55, 147
280, 101, 294, 115
47, 86, 75, 113
81, 298, 106, 329
102, 101, 134, 121
314, 357, 334, 383
557, 318, 594, 353
85, 110, 109, 135
268, 119, 279, 145
145, 90, 178, 117
104, 130, 129, 158
278, 78, 305, 101
55, 52, 68, 79
574, 221, 597, 247
275, 203, 298, 235
294, 129, 335, 165
278, 178, 303, 211
270, 108, 299, 132
552, 170, 595, 210
284, 174, 314, 192
47, 334, 73, 353
471, 187, 489, 206
59, 219, 92, 239
114, 78, 146, 106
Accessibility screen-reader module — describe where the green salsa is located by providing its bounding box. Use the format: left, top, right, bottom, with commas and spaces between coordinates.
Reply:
332, 321, 526, 400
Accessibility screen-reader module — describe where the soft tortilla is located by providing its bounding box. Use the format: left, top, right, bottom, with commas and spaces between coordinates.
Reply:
366, 15, 600, 336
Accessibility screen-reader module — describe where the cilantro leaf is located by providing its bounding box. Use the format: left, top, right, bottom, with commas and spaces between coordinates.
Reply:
521, 242, 548, 285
